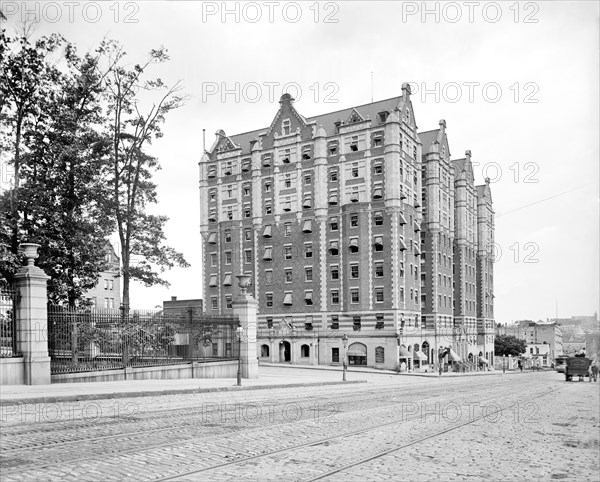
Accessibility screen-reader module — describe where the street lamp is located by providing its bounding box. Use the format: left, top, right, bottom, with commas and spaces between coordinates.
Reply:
236, 322, 243, 386
341, 334, 348, 381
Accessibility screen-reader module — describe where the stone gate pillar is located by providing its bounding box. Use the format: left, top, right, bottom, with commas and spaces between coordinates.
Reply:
14, 243, 51, 385
232, 275, 258, 379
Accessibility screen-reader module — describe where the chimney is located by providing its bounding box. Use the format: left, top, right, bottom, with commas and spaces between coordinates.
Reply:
465, 149, 471, 162
401, 82, 411, 102
171, 296, 177, 301
439, 119, 446, 136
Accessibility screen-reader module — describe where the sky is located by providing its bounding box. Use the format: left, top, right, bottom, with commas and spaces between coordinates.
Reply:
1, 1, 599, 323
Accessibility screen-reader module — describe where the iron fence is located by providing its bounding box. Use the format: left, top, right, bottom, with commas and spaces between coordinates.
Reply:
0, 283, 20, 357
47, 306, 239, 374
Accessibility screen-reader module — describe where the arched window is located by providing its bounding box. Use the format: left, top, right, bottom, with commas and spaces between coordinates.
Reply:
348, 342, 367, 366
261, 344, 270, 358
375, 346, 385, 364
301, 344, 310, 358
468, 353, 474, 362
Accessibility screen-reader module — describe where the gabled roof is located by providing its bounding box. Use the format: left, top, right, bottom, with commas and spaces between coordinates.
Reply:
224, 96, 407, 154
476, 181, 493, 204
419, 129, 440, 155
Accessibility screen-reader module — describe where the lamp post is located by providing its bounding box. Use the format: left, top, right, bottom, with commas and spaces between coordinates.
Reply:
236, 323, 243, 386
341, 333, 348, 381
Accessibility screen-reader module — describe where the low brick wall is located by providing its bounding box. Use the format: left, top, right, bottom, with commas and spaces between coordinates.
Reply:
51, 360, 239, 384
0, 357, 25, 385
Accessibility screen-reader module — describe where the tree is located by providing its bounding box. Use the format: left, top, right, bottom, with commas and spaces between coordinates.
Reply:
102, 43, 189, 309
495, 335, 527, 357
1, 31, 115, 306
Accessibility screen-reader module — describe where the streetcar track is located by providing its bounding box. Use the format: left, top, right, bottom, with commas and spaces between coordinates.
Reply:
0, 381, 521, 477
149, 383, 564, 482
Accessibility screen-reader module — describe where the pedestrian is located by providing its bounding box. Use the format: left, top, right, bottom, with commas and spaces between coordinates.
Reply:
517, 359, 523, 372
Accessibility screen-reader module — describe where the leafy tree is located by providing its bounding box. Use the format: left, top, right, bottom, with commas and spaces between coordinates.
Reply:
494, 334, 527, 357
1, 31, 115, 305
101, 43, 189, 309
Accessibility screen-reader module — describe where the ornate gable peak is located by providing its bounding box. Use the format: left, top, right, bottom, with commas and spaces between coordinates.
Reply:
346, 108, 365, 124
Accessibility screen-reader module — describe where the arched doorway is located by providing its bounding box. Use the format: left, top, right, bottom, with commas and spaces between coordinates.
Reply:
279, 341, 291, 362
422, 341, 430, 363
301, 344, 310, 358
347, 342, 367, 366
468, 353, 474, 363
261, 344, 270, 358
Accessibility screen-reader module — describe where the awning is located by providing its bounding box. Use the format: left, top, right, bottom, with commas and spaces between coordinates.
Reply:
478, 356, 489, 364
241, 159, 251, 171
399, 239, 407, 251
347, 343, 367, 356
263, 225, 272, 238
350, 193, 359, 202
303, 198, 312, 209
283, 292, 293, 305
263, 247, 273, 261
414, 244, 421, 256
414, 220, 421, 232
413, 351, 428, 361
304, 291, 313, 304
208, 210, 217, 222
283, 201, 292, 212
209, 275, 217, 287
329, 241, 339, 254
207, 166, 216, 178
373, 236, 383, 248
207, 232, 217, 244
349, 238, 359, 248
448, 348, 461, 362
399, 213, 407, 225
302, 220, 312, 233
399, 346, 411, 358
262, 156, 271, 167
223, 273, 232, 286
400, 190, 407, 200
373, 187, 383, 199
328, 194, 338, 205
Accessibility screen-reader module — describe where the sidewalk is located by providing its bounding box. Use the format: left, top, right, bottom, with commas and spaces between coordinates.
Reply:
0, 369, 366, 405
0, 363, 510, 405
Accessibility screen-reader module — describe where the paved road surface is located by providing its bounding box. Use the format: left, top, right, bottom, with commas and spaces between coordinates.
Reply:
1, 369, 598, 481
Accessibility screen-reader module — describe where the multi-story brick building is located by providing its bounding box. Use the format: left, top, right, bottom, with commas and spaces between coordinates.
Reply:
199, 85, 495, 370
84, 242, 121, 309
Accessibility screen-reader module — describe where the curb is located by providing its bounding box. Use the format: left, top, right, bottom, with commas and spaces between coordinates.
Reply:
0, 380, 367, 406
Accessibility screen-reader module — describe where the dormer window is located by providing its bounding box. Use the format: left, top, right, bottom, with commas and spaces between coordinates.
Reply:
282, 119, 291, 136
378, 111, 388, 123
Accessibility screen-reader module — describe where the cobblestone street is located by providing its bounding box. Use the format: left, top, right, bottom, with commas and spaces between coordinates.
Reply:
1, 369, 598, 481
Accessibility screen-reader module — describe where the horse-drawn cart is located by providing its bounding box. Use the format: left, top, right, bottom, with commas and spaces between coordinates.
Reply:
564, 357, 592, 382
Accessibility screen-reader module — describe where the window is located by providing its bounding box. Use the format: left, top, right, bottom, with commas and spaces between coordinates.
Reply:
374, 162, 383, 175
301, 344, 310, 357
227, 208, 233, 220
331, 290, 340, 304
212, 343, 218, 356
351, 162, 359, 177
332, 347, 340, 362
265, 204, 272, 215
109, 280, 114, 290
211, 297, 218, 310
375, 287, 384, 303
375, 346, 385, 363
374, 211, 383, 226
245, 228, 252, 241
210, 253, 217, 267
263, 225, 272, 238
329, 241, 339, 255
224, 162, 234, 176
350, 288, 360, 304
242, 158, 251, 172
372, 133, 383, 147
225, 251, 232, 265
263, 246, 273, 261
328, 191, 338, 205
330, 217, 338, 231
245, 250, 252, 263
348, 238, 359, 253
400, 287, 405, 303
302, 220, 312, 233
207, 165, 217, 178
209, 274, 218, 287
266, 293, 273, 307
400, 261, 404, 278
350, 264, 359, 279
264, 181, 272, 192
284, 246, 292, 260
350, 137, 359, 152
284, 173, 292, 188
350, 212, 359, 227
283, 292, 293, 306
284, 269, 293, 283
302, 195, 312, 210
226, 185, 234, 198
282, 119, 291, 135
330, 265, 339, 280
349, 187, 359, 202
375, 314, 384, 330
244, 205, 251, 218
372, 185, 383, 200
282, 197, 292, 211
375, 262, 384, 278
243, 185, 251, 196
281, 148, 291, 164
304, 242, 313, 258
328, 142, 338, 155
284, 222, 292, 236
304, 291, 313, 305
209, 190, 216, 202
225, 230, 232, 242
329, 169, 338, 181
353, 316, 361, 331
331, 315, 339, 330
266, 317, 274, 329
373, 236, 384, 252
302, 145, 312, 160
304, 173, 312, 185
265, 270, 273, 285
225, 295, 232, 309
304, 317, 313, 331
223, 273, 232, 286
305, 267, 313, 282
